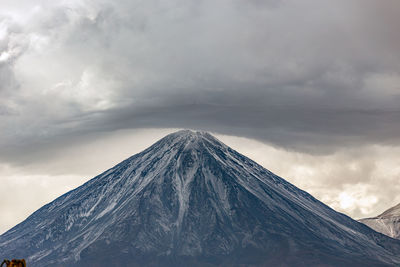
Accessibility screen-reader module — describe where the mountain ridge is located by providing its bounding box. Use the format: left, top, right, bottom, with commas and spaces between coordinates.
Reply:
1, 130, 400, 266
359, 203, 400, 240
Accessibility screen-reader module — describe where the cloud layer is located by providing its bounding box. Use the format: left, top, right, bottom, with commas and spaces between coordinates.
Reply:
1, 0, 400, 159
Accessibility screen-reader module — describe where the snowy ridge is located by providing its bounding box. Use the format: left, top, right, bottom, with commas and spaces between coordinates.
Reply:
360, 203, 400, 240
1, 130, 400, 267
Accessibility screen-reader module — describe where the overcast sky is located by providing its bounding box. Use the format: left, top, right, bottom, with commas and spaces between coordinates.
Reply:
1, 0, 400, 234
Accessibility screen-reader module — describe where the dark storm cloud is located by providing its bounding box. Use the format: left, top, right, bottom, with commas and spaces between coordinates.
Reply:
1, 0, 400, 164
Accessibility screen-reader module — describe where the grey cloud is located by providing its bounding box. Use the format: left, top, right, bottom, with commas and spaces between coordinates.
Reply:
0, 0, 400, 166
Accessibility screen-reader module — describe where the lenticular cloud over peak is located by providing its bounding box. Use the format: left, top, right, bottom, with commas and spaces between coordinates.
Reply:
1, 0, 400, 154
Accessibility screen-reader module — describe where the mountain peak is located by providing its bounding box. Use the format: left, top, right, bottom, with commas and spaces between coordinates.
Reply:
2, 131, 400, 266
147, 130, 226, 157
170, 129, 206, 136
163, 129, 218, 143
379, 203, 400, 218
359, 202, 400, 240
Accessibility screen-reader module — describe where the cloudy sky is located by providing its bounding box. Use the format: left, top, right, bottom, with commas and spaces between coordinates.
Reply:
1, 0, 400, 234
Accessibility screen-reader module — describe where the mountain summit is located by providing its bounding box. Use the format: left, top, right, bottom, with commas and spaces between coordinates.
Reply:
360, 203, 400, 240
1, 130, 400, 266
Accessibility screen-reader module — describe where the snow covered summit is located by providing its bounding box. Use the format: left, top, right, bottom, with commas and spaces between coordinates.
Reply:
360, 203, 400, 240
1, 130, 400, 266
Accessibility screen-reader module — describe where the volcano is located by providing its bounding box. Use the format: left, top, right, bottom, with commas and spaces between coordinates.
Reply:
1, 130, 400, 266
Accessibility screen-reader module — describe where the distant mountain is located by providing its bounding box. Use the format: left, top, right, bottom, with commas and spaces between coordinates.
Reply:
359, 203, 400, 240
1, 130, 400, 266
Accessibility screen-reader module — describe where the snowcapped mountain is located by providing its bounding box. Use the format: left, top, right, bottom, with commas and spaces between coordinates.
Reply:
1, 130, 400, 266
359, 203, 400, 240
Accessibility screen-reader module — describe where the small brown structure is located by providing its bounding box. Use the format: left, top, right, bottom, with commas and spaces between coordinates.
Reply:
0, 259, 26, 267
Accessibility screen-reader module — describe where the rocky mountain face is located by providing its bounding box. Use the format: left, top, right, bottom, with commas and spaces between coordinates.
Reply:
1, 130, 400, 266
359, 203, 400, 240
